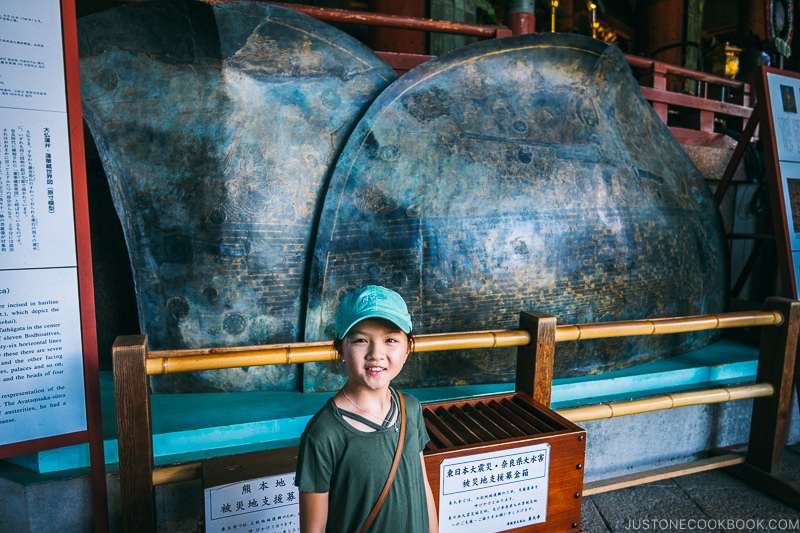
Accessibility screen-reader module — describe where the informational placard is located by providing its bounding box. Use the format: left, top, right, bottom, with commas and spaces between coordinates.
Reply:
438, 443, 550, 533
203, 471, 300, 533
757, 67, 800, 299
0, 0, 87, 445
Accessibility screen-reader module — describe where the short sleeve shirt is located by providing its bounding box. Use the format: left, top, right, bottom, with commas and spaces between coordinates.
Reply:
295, 389, 431, 532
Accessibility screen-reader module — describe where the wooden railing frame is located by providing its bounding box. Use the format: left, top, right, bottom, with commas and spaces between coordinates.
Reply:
113, 297, 800, 530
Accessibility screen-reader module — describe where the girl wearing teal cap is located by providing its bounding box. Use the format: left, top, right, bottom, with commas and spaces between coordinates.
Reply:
296, 285, 439, 532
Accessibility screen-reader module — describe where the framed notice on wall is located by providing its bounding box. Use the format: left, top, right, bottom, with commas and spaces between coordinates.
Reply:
0, 4, 108, 526
0, 0, 96, 452
756, 66, 800, 299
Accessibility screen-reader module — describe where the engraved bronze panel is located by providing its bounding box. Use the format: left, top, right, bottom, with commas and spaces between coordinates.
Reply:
79, 0, 396, 391
304, 33, 728, 391
79, 3, 727, 393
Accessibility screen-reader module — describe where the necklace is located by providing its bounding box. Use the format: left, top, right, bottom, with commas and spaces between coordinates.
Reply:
341, 388, 399, 431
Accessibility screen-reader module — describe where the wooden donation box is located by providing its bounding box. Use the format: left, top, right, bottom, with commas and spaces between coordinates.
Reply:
422, 392, 586, 533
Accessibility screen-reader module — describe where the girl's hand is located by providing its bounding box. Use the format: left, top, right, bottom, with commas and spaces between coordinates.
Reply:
421, 452, 439, 532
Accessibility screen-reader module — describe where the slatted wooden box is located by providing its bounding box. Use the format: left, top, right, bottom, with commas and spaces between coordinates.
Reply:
422, 392, 586, 533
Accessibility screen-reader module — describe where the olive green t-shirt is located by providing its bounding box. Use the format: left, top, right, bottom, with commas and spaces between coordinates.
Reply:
296, 389, 431, 532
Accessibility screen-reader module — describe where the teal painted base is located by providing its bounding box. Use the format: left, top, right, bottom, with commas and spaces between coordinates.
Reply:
4, 338, 760, 474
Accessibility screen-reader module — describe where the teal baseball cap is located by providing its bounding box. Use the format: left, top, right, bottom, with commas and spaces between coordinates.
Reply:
335, 285, 412, 339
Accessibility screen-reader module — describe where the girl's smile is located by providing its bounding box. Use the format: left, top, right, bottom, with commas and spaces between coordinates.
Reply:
340, 317, 410, 391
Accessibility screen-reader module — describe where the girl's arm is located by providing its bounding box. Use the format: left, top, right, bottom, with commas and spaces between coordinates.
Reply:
299, 491, 328, 533
420, 452, 439, 533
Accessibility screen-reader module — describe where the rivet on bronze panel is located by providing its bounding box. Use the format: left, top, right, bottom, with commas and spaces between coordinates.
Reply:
576, 463, 582, 469
578, 435, 585, 441
574, 492, 581, 498
572, 522, 578, 528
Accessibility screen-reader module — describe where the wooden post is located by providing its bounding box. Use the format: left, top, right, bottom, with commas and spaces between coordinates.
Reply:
684, 0, 704, 67
112, 335, 157, 532
650, 63, 670, 124
506, 0, 536, 35
746, 297, 800, 473
516, 311, 557, 406
368, 0, 427, 54
727, 297, 800, 511
714, 104, 760, 204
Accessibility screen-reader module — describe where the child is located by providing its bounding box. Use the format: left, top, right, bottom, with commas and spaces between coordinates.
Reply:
296, 285, 439, 532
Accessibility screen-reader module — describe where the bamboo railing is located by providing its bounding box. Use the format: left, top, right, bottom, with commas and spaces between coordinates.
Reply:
143, 310, 782, 375
112, 297, 800, 531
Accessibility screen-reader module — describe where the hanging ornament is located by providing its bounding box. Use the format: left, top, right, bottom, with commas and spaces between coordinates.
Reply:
767, 0, 794, 58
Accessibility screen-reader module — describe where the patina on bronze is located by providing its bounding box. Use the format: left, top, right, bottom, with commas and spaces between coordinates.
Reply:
80, 3, 727, 393
304, 32, 728, 391
79, 0, 396, 391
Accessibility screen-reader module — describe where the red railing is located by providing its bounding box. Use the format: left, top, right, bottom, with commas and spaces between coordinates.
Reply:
261, 1, 755, 146
115, 0, 754, 147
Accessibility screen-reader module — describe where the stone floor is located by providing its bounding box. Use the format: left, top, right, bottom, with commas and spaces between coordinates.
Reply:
580, 444, 800, 533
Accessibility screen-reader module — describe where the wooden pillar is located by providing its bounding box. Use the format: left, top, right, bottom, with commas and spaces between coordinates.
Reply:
113, 335, 156, 532
726, 297, 800, 510
683, 0, 704, 94
430, 0, 479, 57
369, 0, 427, 54
684, 0, 704, 70
506, 0, 536, 35
556, 0, 575, 33
516, 311, 557, 406
637, 0, 685, 65
746, 297, 800, 473
739, 0, 767, 41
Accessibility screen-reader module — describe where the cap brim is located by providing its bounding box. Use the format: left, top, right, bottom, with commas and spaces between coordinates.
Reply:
337, 311, 412, 338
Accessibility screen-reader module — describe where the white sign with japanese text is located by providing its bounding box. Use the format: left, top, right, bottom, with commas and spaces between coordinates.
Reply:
0, 0, 88, 445
438, 443, 550, 533
203, 471, 300, 533
764, 71, 800, 298
0, 0, 68, 112
767, 72, 800, 163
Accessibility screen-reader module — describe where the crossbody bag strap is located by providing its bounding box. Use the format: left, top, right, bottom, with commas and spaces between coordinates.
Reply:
359, 391, 407, 533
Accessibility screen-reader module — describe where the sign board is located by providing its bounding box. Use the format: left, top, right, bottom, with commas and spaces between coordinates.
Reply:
0, 0, 92, 449
202, 447, 300, 533
756, 66, 800, 299
438, 443, 550, 533
0, 0, 106, 529
203, 471, 300, 533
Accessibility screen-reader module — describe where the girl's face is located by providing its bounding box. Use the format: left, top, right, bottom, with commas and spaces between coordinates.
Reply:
340, 318, 410, 391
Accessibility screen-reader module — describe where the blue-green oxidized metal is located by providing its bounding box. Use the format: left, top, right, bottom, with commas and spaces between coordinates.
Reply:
79, 0, 396, 391
303, 32, 728, 391
79, 2, 728, 393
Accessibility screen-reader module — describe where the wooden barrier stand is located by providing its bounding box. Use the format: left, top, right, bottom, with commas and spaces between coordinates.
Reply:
113, 297, 800, 531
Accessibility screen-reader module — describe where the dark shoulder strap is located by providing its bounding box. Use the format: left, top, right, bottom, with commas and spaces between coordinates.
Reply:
359, 391, 406, 533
